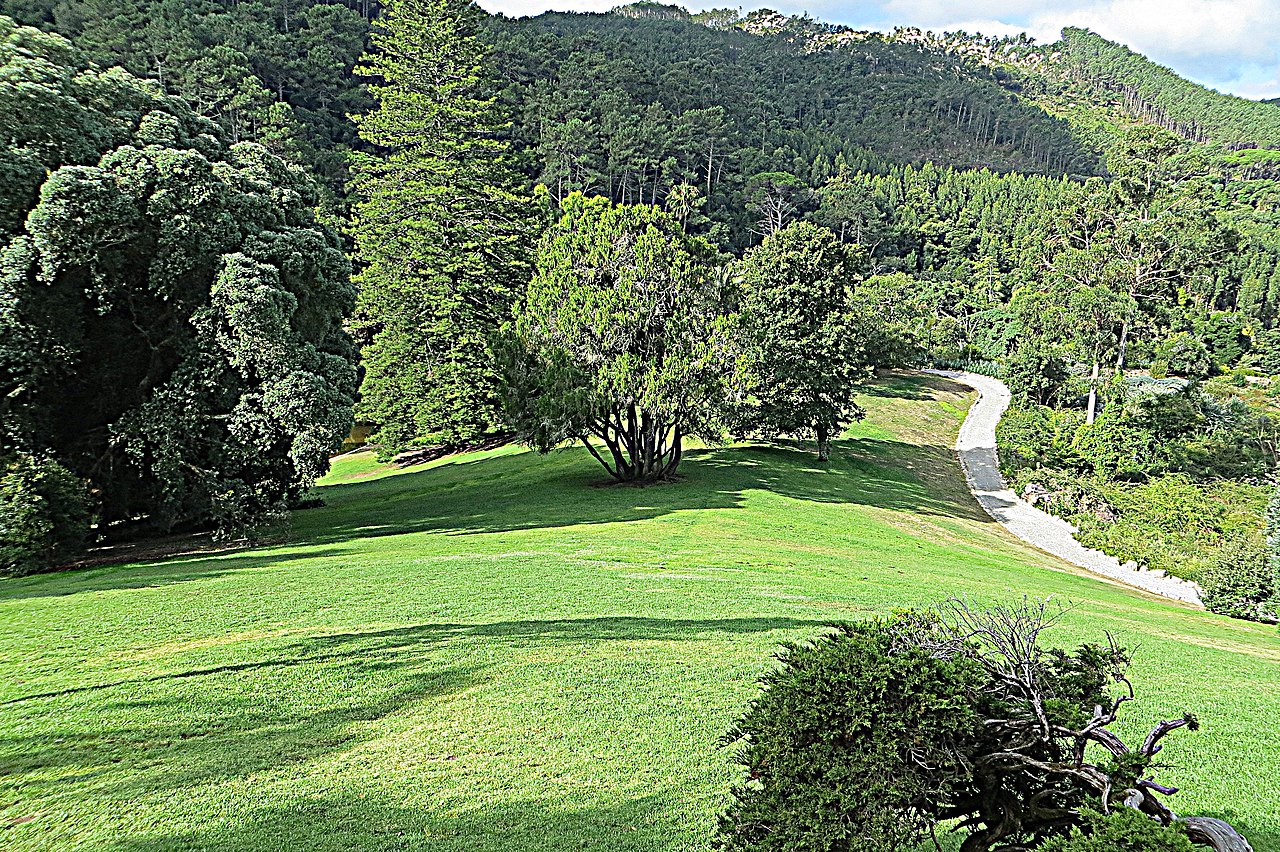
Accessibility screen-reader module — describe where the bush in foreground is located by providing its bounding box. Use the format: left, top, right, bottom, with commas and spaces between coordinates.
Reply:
717, 599, 1253, 852
1038, 809, 1198, 852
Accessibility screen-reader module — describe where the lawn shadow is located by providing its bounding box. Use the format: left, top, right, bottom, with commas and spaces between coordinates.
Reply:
0, 615, 823, 806
0, 546, 352, 602
295, 433, 989, 548
107, 793, 681, 852
860, 370, 971, 401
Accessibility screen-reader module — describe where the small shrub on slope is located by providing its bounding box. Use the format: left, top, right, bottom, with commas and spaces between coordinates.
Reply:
1201, 534, 1277, 623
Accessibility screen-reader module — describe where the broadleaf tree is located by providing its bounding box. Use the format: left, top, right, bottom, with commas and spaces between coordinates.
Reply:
505, 192, 735, 483
0, 16, 358, 560
733, 221, 873, 461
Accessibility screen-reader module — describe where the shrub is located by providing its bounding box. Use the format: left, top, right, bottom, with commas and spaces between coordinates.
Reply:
715, 616, 986, 851
997, 405, 1084, 477
716, 601, 1250, 852
1154, 332, 1213, 378
1201, 534, 1278, 623
1037, 808, 1198, 852
0, 454, 90, 575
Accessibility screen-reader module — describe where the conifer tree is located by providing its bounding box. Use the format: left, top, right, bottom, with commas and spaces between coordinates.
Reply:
348, 0, 528, 454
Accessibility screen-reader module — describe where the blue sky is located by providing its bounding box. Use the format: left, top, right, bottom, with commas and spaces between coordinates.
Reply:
476, 0, 1280, 100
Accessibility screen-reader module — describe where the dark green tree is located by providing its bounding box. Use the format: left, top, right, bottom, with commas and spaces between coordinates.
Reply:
348, 0, 529, 455
0, 17, 357, 556
505, 193, 734, 483
733, 221, 871, 460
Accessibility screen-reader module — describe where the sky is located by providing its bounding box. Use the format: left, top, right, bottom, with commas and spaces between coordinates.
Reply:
474, 0, 1280, 100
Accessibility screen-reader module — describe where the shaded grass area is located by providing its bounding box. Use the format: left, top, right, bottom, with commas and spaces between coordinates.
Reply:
1, 372, 1277, 851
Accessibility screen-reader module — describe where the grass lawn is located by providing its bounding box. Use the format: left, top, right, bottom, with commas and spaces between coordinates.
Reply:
2, 372, 1277, 851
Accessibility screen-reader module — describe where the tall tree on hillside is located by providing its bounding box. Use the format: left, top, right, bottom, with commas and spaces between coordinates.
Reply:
348, 0, 529, 455
1041, 129, 1233, 422
733, 222, 872, 461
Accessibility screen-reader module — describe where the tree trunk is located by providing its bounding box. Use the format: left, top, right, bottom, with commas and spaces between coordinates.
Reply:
1086, 360, 1100, 425
1116, 315, 1131, 373
816, 424, 831, 462
1181, 817, 1254, 852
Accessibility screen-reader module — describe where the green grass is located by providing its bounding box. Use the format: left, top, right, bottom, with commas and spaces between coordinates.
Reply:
2, 372, 1277, 851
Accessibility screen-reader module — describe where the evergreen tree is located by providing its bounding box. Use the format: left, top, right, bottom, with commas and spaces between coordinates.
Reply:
733, 222, 871, 460
348, 0, 528, 455
505, 193, 734, 483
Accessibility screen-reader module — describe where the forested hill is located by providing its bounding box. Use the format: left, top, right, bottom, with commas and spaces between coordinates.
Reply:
490, 9, 1099, 189
7, 2, 1279, 205
1032, 27, 1280, 154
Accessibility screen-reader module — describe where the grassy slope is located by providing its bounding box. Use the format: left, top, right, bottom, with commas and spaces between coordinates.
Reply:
1, 373, 1277, 851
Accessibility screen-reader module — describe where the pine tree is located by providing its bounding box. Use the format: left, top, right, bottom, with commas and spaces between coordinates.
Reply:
348, 0, 528, 454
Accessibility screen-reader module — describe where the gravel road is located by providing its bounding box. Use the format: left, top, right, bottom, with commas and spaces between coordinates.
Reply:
924, 369, 1204, 605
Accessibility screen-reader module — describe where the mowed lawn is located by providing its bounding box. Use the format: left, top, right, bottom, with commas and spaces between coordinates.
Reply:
1, 373, 1277, 851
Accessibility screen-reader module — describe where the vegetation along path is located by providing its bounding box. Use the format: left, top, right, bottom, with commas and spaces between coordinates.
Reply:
926, 369, 1204, 604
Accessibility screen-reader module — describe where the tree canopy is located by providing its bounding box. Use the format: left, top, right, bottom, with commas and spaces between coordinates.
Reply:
0, 16, 356, 562
348, 0, 529, 456
506, 192, 734, 482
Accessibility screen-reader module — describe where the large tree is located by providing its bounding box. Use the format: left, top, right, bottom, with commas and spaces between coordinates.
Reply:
505, 193, 734, 483
0, 16, 357, 553
348, 0, 529, 455
733, 221, 872, 461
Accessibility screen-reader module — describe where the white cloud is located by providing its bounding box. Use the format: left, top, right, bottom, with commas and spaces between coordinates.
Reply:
882, 0, 1280, 95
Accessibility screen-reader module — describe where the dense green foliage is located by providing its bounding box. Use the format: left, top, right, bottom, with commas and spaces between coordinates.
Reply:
0, 0, 375, 194
348, 0, 528, 456
1048, 28, 1280, 153
1036, 809, 1198, 852
488, 10, 1098, 249
0, 17, 357, 555
506, 193, 730, 481
1200, 534, 1278, 623
733, 222, 871, 459
716, 615, 986, 851
717, 601, 1238, 851
0, 453, 88, 574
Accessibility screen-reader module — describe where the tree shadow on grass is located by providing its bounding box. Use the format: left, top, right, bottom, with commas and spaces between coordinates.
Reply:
293, 435, 990, 549
108, 793, 684, 852
859, 370, 971, 401
0, 615, 822, 808
0, 546, 353, 602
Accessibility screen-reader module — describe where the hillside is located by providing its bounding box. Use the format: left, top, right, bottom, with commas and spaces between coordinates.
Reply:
490, 10, 1100, 246
1044, 28, 1280, 152
2, 374, 1277, 850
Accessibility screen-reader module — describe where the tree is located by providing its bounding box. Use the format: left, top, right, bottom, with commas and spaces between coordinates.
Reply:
0, 18, 357, 551
746, 172, 810, 237
348, 0, 529, 455
505, 193, 734, 483
733, 222, 871, 461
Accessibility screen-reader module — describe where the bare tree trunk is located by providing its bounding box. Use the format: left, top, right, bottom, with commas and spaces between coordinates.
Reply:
1086, 360, 1101, 425
1116, 315, 1131, 373
1181, 817, 1255, 852
816, 424, 831, 462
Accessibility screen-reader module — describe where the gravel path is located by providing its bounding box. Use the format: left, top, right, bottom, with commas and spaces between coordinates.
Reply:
924, 369, 1204, 605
